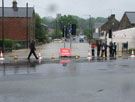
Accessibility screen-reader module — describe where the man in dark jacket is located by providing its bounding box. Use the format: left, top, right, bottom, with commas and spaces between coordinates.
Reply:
97, 41, 101, 57
27, 40, 38, 60
113, 42, 117, 57
109, 42, 113, 57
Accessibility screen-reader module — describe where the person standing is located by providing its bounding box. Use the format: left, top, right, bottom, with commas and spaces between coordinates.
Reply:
27, 40, 38, 60
104, 43, 108, 57
109, 42, 113, 57
97, 41, 101, 57
113, 42, 117, 57
91, 43, 95, 57
101, 42, 105, 57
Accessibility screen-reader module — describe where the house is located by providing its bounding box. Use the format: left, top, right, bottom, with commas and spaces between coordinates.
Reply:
93, 23, 105, 43
107, 27, 135, 51
0, 0, 35, 46
101, 14, 120, 33
120, 12, 135, 29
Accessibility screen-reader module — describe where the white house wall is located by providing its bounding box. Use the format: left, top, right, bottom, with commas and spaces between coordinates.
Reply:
107, 27, 135, 51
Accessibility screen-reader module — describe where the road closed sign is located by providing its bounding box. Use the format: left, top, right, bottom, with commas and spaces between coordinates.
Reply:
60, 48, 71, 56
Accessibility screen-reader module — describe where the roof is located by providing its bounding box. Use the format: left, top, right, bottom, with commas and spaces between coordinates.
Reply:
0, 7, 34, 18
93, 33, 105, 40
125, 12, 135, 24
94, 23, 104, 28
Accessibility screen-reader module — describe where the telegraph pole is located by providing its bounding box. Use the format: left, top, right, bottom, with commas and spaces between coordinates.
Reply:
2, 0, 5, 53
88, 15, 91, 45
26, 3, 29, 48
56, 19, 58, 38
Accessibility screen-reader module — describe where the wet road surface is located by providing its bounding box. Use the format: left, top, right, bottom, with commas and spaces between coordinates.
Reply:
0, 57, 135, 102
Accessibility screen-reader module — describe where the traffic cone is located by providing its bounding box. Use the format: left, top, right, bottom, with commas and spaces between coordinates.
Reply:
103, 52, 106, 58
130, 49, 135, 57
1, 60, 3, 65
51, 53, 55, 59
38, 50, 42, 59
0, 51, 4, 60
75, 53, 79, 59
87, 49, 91, 59
14, 53, 18, 59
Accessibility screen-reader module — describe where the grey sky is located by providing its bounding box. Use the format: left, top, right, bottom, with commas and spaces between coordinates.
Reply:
1, 0, 135, 20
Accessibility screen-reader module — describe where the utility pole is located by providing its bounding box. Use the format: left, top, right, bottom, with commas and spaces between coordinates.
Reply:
64, 26, 66, 48
89, 15, 91, 45
56, 19, 58, 38
2, 0, 5, 53
26, 3, 29, 48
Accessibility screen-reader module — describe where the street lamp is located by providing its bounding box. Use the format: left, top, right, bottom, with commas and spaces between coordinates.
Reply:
2, 0, 5, 53
89, 15, 91, 45
111, 22, 115, 43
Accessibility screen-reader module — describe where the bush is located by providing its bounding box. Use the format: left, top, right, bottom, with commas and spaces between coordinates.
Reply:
128, 48, 135, 54
0, 39, 14, 49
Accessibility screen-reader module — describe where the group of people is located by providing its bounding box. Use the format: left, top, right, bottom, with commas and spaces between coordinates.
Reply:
91, 41, 117, 58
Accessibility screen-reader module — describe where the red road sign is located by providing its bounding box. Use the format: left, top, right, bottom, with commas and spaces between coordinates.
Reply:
60, 59, 71, 64
60, 48, 71, 56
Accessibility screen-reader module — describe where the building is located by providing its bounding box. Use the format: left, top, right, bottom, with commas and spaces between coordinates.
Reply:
93, 23, 105, 43
101, 14, 120, 33
0, 0, 35, 46
120, 12, 135, 30
107, 27, 135, 51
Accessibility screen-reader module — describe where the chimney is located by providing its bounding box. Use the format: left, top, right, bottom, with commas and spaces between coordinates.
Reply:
111, 14, 115, 19
108, 14, 115, 21
12, 0, 18, 10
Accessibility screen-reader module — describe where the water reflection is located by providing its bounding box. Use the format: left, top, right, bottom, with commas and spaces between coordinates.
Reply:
0, 60, 38, 76
60, 58, 71, 67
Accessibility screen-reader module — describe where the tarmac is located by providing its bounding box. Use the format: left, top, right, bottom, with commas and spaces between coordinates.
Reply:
3, 42, 130, 61
3, 42, 90, 60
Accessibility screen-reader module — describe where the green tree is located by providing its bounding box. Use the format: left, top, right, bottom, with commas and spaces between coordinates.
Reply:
50, 29, 62, 39
84, 29, 93, 44
35, 13, 47, 42
58, 15, 78, 31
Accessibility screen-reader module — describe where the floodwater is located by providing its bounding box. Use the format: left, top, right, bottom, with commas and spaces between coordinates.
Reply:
0, 57, 135, 102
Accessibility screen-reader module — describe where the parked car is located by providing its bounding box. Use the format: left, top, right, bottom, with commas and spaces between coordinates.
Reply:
53, 39, 63, 43
79, 36, 84, 42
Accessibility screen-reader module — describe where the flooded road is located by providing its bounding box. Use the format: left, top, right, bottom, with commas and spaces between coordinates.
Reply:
0, 58, 135, 102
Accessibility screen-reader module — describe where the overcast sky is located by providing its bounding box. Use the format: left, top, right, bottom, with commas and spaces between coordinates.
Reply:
1, 0, 135, 20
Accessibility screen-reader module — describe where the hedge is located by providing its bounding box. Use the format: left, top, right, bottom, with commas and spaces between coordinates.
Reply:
0, 39, 14, 49
128, 48, 135, 54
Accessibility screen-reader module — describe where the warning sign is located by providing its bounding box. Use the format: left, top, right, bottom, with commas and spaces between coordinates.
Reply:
60, 48, 71, 56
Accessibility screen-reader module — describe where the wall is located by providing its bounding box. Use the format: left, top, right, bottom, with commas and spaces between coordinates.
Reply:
107, 27, 135, 51
0, 17, 32, 41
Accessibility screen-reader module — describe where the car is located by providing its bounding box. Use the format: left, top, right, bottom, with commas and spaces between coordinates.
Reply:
79, 36, 84, 42
73, 36, 76, 40
53, 39, 63, 43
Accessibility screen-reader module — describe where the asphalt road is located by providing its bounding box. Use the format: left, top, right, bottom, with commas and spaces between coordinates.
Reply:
5, 37, 90, 59
0, 57, 135, 102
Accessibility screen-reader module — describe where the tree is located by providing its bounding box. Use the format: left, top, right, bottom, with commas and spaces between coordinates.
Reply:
84, 29, 93, 43
35, 13, 47, 42
58, 15, 78, 32
50, 29, 62, 39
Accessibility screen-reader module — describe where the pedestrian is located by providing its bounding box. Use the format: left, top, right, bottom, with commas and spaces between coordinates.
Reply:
104, 43, 108, 57
113, 42, 117, 57
97, 41, 101, 57
101, 42, 105, 57
27, 40, 38, 60
109, 42, 113, 57
91, 43, 95, 57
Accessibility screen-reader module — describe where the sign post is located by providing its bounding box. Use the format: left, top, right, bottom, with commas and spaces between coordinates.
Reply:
60, 48, 71, 57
